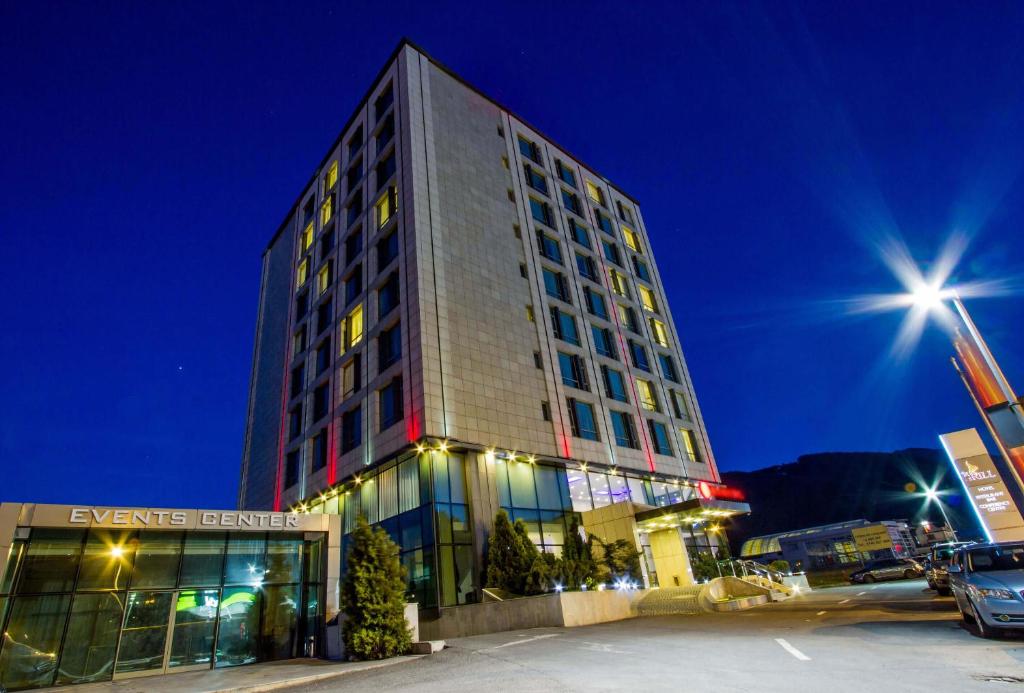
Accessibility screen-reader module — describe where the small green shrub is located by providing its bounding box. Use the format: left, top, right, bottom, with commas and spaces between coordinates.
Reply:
768, 559, 791, 574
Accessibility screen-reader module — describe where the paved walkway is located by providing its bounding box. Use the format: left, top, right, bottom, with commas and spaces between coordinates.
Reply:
37, 656, 421, 693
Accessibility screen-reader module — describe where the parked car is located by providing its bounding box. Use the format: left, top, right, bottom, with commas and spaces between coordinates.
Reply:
948, 542, 1024, 638
926, 542, 974, 595
849, 557, 924, 583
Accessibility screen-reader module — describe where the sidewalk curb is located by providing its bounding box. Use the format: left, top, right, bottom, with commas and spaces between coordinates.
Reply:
197, 656, 424, 693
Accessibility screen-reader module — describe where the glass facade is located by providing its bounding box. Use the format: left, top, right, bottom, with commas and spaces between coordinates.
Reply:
0, 530, 323, 691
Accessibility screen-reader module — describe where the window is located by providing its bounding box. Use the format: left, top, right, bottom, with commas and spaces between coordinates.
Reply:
378, 271, 400, 316
285, 450, 301, 488
648, 421, 672, 455
342, 304, 364, 351
618, 304, 639, 333
518, 135, 541, 163
290, 362, 304, 399
374, 112, 393, 150
584, 287, 608, 319
541, 401, 551, 421
317, 261, 333, 295
558, 352, 589, 390
602, 239, 621, 266
295, 289, 309, 319
301, 222, 314, 252
586, 180, 605, 206
524, 164, 547, 194
575, 252, 597, 281
622, 226, 640, 252
658, 353, 680, 382
610, 411, 639, 448
670, 389, 689, 419
320, 224, 335, 259
632, 256, 651, 282
608, 269, 630, 298
303, 197, 315, 225
321, 193, 335, 227
637, 379, 660, 412
312, 429, 328, 470
347, 194, 363, 227
561, 188, 582, 216
347, 125, 363, 160
519, 263, 528, 278
556, 160, 576, 187
616, 200, 634, 224
341, 406, 361, 453
568, 398, 600, 441
296, 257, 310, 288
376, 186, 398, 228
313, 382, 330, 421
681, 428, 701, 462
316, 338, 331, 375
592, 326, 616, 358
550, 307, 580, 345
375, 82, 393, 119
639, 285, 658, 313
377, 230, 399, 271
379, 377, 404, 430
376, 151, 396, 190
345, 227, 363, 265
344, 264, 362, 306
316, 298, 332, 335
526, 305, 535, 322
288, 404, 303, 441
293, 325, 307, 355
568, 217, 591, 249
342, 355, 361, 398
536, 230, 563, 264
595, 210, 614, 235
630, 340, 650, 371
602, 366, 628, 402
533, 351, 543, 369
378, 322, 401, 370
324, 160, 339, 192
348, 158, 363, 192
542, 267, 571, 303
650, 318, 670, 347
530, 197, 554, 227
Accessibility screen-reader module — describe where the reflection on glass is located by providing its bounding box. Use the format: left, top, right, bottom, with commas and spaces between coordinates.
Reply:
540, 511, 566, 547
303, 539, 322, 584
0, 594, 69, 690
511, 510, 542, 546
450, 504, 471, 544
223, 535, 266, 586
17, 529, 85, 593
1, 541, 25, 593
180, 533, 226, 587
266, 538, 302, 584
650, 481, 669, 506
78, 530, 135, 591
57, 592, 124, 684
432, 453, 450, 503
588, 472, 611, 508
447, 454, 466, 503
534, 466, 564, 509
508, 462, 537, 508
566, 471, 592, 511
132, 531, 183, 589
301, 586, 320, 657
169, 589, 218, 669
215, 587, 261, 668
608, 475, 630, 504
261, 584, 299, 661
626, 477, 649, 505
115, 591, 172, 674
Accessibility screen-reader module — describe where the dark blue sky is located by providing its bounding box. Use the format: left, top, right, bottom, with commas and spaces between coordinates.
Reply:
2, 1, 1023, 509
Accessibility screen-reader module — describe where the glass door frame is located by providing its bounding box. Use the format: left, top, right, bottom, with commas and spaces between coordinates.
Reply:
112, 588, 217, 679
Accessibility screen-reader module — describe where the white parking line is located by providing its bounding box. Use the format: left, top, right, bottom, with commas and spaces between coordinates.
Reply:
484, 633, 560, 650
838, 598, 851, 604
775, 638, 812, 661
816, 610, 827, 616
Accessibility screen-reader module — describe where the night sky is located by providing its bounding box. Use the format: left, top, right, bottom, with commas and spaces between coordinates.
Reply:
2, 2, 1023, 509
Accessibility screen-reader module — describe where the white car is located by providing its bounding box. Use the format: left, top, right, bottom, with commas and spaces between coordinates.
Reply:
948, 542, 1024, 638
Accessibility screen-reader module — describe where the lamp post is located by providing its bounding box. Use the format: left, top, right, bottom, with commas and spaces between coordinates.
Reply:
923, 487, 959, 542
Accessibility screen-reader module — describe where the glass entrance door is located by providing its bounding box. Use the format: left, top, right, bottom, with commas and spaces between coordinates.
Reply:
114, 589, 219, 678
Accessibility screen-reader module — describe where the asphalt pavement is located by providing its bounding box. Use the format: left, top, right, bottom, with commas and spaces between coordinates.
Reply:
284, 579, 1024, 692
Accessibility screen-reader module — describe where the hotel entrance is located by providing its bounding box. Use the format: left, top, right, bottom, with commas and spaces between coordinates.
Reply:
114, 588, 220, 677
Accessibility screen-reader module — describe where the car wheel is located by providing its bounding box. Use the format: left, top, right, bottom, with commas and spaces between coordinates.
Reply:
903, 569, 915, 579
864, 574, 876, 583
968, 599, 995, 639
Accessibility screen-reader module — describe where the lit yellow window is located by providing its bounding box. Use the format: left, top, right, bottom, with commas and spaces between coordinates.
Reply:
650, 318, 669, 347
317, 264, 331, 295
301, 222, 313, 251
321, 195, 334, 226
526, 305, 535, 322
637, 379, 658, 411
622, 226, 640, 252
376, 186, 397, 228
609, 269, 628, 297
343, 304, 364, 350
325, 160, 338, 192
342, 359, 357, 397
586, 180, 604, 206
639, 285, 658, 313
296, 258, 309, 288
681, 429, 699, 461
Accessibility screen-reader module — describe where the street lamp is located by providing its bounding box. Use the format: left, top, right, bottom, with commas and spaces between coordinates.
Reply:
922, 487, 958, 542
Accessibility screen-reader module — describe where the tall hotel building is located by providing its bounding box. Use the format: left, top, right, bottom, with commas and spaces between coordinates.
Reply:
240, 40, 746, 611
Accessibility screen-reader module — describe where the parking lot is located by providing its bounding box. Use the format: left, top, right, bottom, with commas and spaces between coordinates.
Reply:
287, 580, 1024, 692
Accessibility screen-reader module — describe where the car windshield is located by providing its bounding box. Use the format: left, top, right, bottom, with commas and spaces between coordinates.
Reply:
967, 545, 1024, 572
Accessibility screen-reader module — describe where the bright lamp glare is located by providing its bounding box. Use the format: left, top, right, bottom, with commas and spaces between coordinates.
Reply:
924, 487, 938, 501
910, 282, 948, 310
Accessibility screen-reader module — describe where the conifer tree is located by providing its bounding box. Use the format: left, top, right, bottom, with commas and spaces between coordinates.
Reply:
341, 516, 412, 660
486, 510, 542, 594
